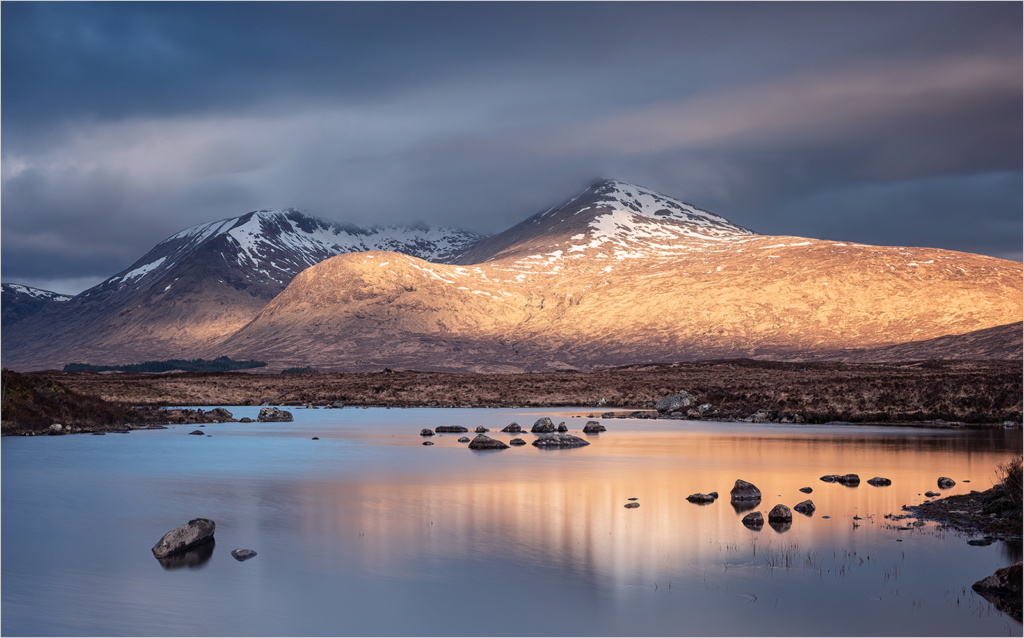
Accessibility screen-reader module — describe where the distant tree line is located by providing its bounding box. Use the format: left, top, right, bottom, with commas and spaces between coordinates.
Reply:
63, 356, 267, 373
281, 366, 319, 374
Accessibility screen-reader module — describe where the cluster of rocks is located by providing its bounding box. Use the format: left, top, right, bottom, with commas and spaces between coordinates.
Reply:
652, 390, 805, 423
420, 418, 600, 450
151, 518, 257, 568
257, 407, 293, 422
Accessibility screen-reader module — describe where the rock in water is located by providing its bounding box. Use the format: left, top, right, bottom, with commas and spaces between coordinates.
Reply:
231, 548, 257, 561
838, 474, 860, 486
556, 422, 568, 432
532, 434, 590, 449
188, 430, 205, 435
257, 407, 293, 422
509, 438, 526, 446
582, 421, 606, 433
655, 392, 693, 413
820, 475, 841, 483
457, 437, 470, 443
799, 487, 813, 493
501, 423, 522, 433
742, 511, 764, 528
152, 518, 216, 558
624, 502, 640, 509
937, 477, 956, 489
436, 425, 468, 433
730, 479, 761, 501
207, 408, 234, 421
474, 426, 489, 433
47, 424, 64, 435
867, 477, 892, 486
794, 500, 815, 515
468, 434, 509, 450
531, 417, 556, 433
768, 504, 793, 522
420, 429, 435, 436
972, 562, 1022, 619
686, 493, 717, 504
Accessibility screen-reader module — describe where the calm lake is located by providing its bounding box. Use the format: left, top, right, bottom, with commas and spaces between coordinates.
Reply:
2, 408, 1021, 637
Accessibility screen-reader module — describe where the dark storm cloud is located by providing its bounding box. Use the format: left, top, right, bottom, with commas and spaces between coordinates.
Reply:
2, 2, 1021, 294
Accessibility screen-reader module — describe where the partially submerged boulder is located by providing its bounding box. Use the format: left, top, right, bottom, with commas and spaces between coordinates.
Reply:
257, 407, 293, 422
867, 477, 892, 486
152, 518, 216, 558
655, 392, 693, 413
582, 421, 606, 434
730, 480, 762, 501
420, 429, 435, 436
474, 426, 489, 433
742, 511, 764, 528
768, 504, 793, 522
501, 423, 522, 433
231, 548, 257, 561
624, 502, 640, 509
820, 475, 841, 483
188, 430, 205, 435
972, 562, 1022, 620
532, 434, 590, 449
794, 500, 815, 515
938, 477, 956, 489
207, 408, 234, 421
435, 425, 468, 433
509, 438, 526, 446
686, 492, 718, 504
556, 422, 568, 432
799, 487, 813, 493
531, 417, 556, 433
468, 434, 509, 450
838, 474, 860, 486
457, 436, 470, 443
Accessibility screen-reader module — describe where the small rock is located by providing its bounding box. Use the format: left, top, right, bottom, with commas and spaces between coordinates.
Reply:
624, 502, 640, 509
509, 438, 526, 446
457, 437, 470, 443
925, 491, 940, 497
601, 412, 615, 419
867, 477, 892, 486
468, 434, 509, 450
799, 487, 813, 493
582, 421, 606, 434
420, 429, 435, 436
556, 422, 568, 432
655, 392, 693, 413
794, 500, 815, 515
47, 424, 64, 435
422, 441, 434, 446
474, 426, 488, 433
742, 511, 764, 528
768, 504, 793, 522
531, 417, 556, 433
239, 417, 253, 423
312, 437, 319, 440
838, 474, 860, 486
967, 538, 994, 546
627, 497, 638, 501
686, 493, 717, 504
937, 477, 956, 489
188, 430, 205, 435
532, 433, 590, 449
501, 423, 522, 433
231, 548, 257, 561
257, 407, 293, 422
820, 475, 841, 483
730, 479, 761, 501
152, 518, 216, 558
435, 425, 469, 433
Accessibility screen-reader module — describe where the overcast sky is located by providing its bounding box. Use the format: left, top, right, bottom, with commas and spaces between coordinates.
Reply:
3, 2, 1021, 294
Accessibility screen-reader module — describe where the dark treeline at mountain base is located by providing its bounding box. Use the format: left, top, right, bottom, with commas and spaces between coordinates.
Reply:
63, 356, 266, 374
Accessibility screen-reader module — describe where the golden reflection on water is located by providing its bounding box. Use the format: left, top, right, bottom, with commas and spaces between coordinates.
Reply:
295, 427, 1014, 586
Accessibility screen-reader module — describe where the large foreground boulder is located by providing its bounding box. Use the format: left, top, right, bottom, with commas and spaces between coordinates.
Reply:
152, 518, 216, 558
730, 480, 762, 501
655, 392, 693, 413
972, 562, 1022, 620
532, 434, 590, 449
257, 407, 293, 422
468, 434, 509, 450
531, 417, 556, 433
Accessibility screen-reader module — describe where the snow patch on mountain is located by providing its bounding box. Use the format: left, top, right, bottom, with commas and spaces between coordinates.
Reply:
1, 284, 72, 302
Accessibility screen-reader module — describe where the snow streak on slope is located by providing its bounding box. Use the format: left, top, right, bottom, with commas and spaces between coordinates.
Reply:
0, 284, 72, 302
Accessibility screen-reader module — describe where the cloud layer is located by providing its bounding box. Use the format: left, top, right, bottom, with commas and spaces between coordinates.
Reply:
2, 2, 1021, 294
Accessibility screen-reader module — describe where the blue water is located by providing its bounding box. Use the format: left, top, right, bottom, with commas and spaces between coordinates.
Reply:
2, 408, 1020, 636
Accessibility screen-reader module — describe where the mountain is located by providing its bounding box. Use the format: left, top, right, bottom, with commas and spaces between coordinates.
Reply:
810, 321, 1023, 363
215, 181, 1023, 372
1, 284, 72, 326
1, 209, 485, 370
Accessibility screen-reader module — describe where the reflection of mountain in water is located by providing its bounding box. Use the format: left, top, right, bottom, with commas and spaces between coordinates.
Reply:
156, 539, 215, 570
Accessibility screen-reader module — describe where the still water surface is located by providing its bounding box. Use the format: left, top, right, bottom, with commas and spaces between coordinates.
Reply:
2, 408, 1021, 636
